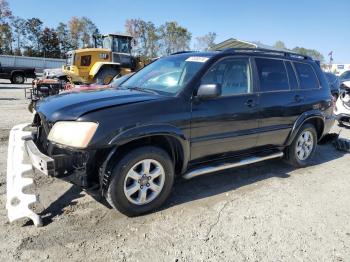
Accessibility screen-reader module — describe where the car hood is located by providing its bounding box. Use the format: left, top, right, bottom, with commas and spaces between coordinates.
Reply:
36, 88, 160, 122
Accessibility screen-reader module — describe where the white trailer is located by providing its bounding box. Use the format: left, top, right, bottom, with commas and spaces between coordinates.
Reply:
0, 55, 65, 73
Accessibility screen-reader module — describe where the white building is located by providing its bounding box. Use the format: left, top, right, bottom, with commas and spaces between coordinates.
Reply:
324, 64, 350, 76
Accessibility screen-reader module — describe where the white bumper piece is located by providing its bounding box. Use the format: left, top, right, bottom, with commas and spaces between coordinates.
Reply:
6, 123, 42, 227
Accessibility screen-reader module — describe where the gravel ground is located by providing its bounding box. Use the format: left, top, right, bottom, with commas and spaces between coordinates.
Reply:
0, 82, 350, 262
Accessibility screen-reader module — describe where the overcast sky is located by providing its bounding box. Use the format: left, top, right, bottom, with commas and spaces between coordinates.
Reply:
9, 0, 350, 63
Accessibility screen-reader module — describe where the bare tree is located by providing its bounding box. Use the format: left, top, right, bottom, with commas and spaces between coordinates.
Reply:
194, 32, 217, 51
125, 18, 159, 57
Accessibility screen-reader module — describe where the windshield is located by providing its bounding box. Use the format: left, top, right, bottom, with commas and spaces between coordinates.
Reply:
120, 54, 211, 95
110, 73, 134, 88
113, 37, 131, 53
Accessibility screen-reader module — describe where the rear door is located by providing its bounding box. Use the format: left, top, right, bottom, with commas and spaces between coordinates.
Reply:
254, 58, 302, 147
190, 57, 259, 161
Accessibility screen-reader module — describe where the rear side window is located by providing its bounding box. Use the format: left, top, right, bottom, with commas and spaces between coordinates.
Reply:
81, 55, 91, 66
294, 62, 319, 89
255, 58, 289, 92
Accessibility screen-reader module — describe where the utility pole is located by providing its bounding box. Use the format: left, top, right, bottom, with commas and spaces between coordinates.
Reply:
328, 51, 333, 72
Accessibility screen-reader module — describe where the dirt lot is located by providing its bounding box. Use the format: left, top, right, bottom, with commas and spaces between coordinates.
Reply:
0, 82, 350, 262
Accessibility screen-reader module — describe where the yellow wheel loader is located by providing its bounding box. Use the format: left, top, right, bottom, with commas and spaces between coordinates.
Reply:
63, 33, 147, 85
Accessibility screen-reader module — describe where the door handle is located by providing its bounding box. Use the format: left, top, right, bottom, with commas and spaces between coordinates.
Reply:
295, 95, 304, 103
245, 99, 256, 107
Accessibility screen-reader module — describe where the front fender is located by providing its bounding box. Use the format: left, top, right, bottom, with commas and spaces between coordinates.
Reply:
285, 110, 325, 145
99, 124, 190, 194
110, 123, 190, 168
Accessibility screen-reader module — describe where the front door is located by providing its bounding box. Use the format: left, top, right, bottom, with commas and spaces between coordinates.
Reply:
190, 57, 259, 161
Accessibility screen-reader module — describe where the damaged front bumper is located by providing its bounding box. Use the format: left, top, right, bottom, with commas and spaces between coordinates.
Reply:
6, 123, 99, 226
6, 123, 53, 226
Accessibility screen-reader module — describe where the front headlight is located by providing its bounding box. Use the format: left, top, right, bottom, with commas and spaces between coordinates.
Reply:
47, 121, 98, 148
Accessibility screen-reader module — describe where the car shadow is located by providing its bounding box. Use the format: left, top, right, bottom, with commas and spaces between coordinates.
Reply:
162, 143, 346, 211
0, 86, 27, 90
39, 143, 346, 223
40, 185, 85, 226
0, 98, 19, 101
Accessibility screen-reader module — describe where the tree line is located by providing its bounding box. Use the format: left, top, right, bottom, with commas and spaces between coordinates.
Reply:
0, 0, 217, 59
273, 40, 324, 61
0, 0, 324, 61
0, 0, 100, 58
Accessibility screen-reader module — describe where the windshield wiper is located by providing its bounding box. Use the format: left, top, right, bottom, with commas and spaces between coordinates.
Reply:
126, 86, 158, 94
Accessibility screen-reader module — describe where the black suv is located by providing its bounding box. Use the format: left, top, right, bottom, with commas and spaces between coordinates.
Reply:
25, 48, 334, 216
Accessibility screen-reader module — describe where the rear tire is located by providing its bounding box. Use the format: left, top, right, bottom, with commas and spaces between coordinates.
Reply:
106, 146, 174, 216
11, 74, 25, 84
284, 124, 317, 167
95, 68, 119, 85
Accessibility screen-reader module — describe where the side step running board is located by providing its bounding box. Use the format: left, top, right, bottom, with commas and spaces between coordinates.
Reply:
183, 152, 284, 180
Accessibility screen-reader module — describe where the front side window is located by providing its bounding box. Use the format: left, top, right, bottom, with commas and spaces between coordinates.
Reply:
81, 55, 91, 66
201, 58, 251, 96
255, 58, 289, 92
294, 62, 319, 89
121, 54, 210, 95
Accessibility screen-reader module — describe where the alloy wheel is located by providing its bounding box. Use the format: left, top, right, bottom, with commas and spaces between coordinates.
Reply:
123, 159, 165, 205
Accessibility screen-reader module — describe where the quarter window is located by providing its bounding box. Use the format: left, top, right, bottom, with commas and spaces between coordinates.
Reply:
201, 58, 251, 96
255, 58, 289, 92
294, 62, 319, 89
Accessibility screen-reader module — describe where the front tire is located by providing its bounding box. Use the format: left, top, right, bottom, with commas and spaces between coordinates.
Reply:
285, 124, 317, 167
106, 146, 174, 216
95, 68, 119, 85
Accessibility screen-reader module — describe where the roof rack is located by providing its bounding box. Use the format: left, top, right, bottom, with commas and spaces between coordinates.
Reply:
221, 48, 312, 60
170, 51, 197, 55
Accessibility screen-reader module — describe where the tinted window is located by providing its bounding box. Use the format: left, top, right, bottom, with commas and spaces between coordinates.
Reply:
294, 62, 319, 89
201, 58, 251, 96
81, 55, 91, 66
340, 71, 350, 80
255, 58, 289, 92
285, 61, 298, 90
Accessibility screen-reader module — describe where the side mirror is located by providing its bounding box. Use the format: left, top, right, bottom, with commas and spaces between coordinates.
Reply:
197, 84, 221, 99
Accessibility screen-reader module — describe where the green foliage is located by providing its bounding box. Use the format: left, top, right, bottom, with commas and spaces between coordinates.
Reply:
40, 27, 60, 58
158, 21, 192, 55
292, 46, 324, 61
273, 40, 287, 50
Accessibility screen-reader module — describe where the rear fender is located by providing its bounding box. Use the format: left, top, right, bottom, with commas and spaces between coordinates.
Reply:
285, 110, 325, 145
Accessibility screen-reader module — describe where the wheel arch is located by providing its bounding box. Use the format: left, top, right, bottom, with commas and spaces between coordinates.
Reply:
99, 125, 190, 195
11, 70, 25, 77
286, 111, 325, 145
89, 62, 120, 78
